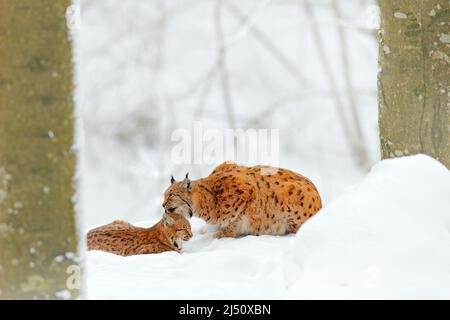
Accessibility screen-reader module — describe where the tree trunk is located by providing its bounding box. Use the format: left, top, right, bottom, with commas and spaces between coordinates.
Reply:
0, 0, 79, 299
378, 0, 450, 168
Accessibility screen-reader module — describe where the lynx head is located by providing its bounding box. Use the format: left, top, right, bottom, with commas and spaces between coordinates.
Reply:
161, 212, 193, 251
162, 173, 194, 219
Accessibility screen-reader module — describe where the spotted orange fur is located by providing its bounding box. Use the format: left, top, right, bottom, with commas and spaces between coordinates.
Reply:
163, 162, 322, 238
87, 213, 193, 256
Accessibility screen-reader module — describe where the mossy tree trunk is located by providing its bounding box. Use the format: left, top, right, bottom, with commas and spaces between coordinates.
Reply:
378, 0, 450, 168
0, 1, 79, 299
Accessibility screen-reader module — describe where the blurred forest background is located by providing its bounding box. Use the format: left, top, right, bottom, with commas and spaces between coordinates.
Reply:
75, 0, 380, 228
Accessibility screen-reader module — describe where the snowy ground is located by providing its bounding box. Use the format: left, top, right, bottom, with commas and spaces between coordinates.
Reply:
86, 155, 450, 299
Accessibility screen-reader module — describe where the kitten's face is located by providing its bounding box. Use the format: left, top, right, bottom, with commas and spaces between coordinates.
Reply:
162, 212, 193, 251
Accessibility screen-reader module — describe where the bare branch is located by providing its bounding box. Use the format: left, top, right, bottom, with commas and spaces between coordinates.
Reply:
224, 1, 310, 88
215, 0, 236, 128
194, 70, 217, 120
301, 0, 367, 168
332, 0, 369, 168
245, 87, 376, 128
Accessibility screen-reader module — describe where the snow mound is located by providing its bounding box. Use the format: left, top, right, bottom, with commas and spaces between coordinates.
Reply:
86, 155, 450, 299
288, 154, 450, 299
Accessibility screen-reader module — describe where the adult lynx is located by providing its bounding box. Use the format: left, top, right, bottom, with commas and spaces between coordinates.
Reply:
163, 162, 322, 238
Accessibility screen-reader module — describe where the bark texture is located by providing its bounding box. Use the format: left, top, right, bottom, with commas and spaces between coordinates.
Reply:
0, 0, 79, 299
378, 0, 450, 168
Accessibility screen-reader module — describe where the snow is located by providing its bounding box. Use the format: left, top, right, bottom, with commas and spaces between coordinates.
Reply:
287, 154, 450, 299
86, 155, 450, 299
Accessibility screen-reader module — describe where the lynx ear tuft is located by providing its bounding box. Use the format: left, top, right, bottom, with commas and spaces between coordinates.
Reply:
170, 175, 176, 185
183, 173, 192, 189
183, 179, 192, 190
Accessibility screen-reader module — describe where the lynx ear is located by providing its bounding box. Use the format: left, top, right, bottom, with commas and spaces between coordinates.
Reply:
170, 175, 176, 185
183, 178, 192, 190
163, 213, 174, 227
